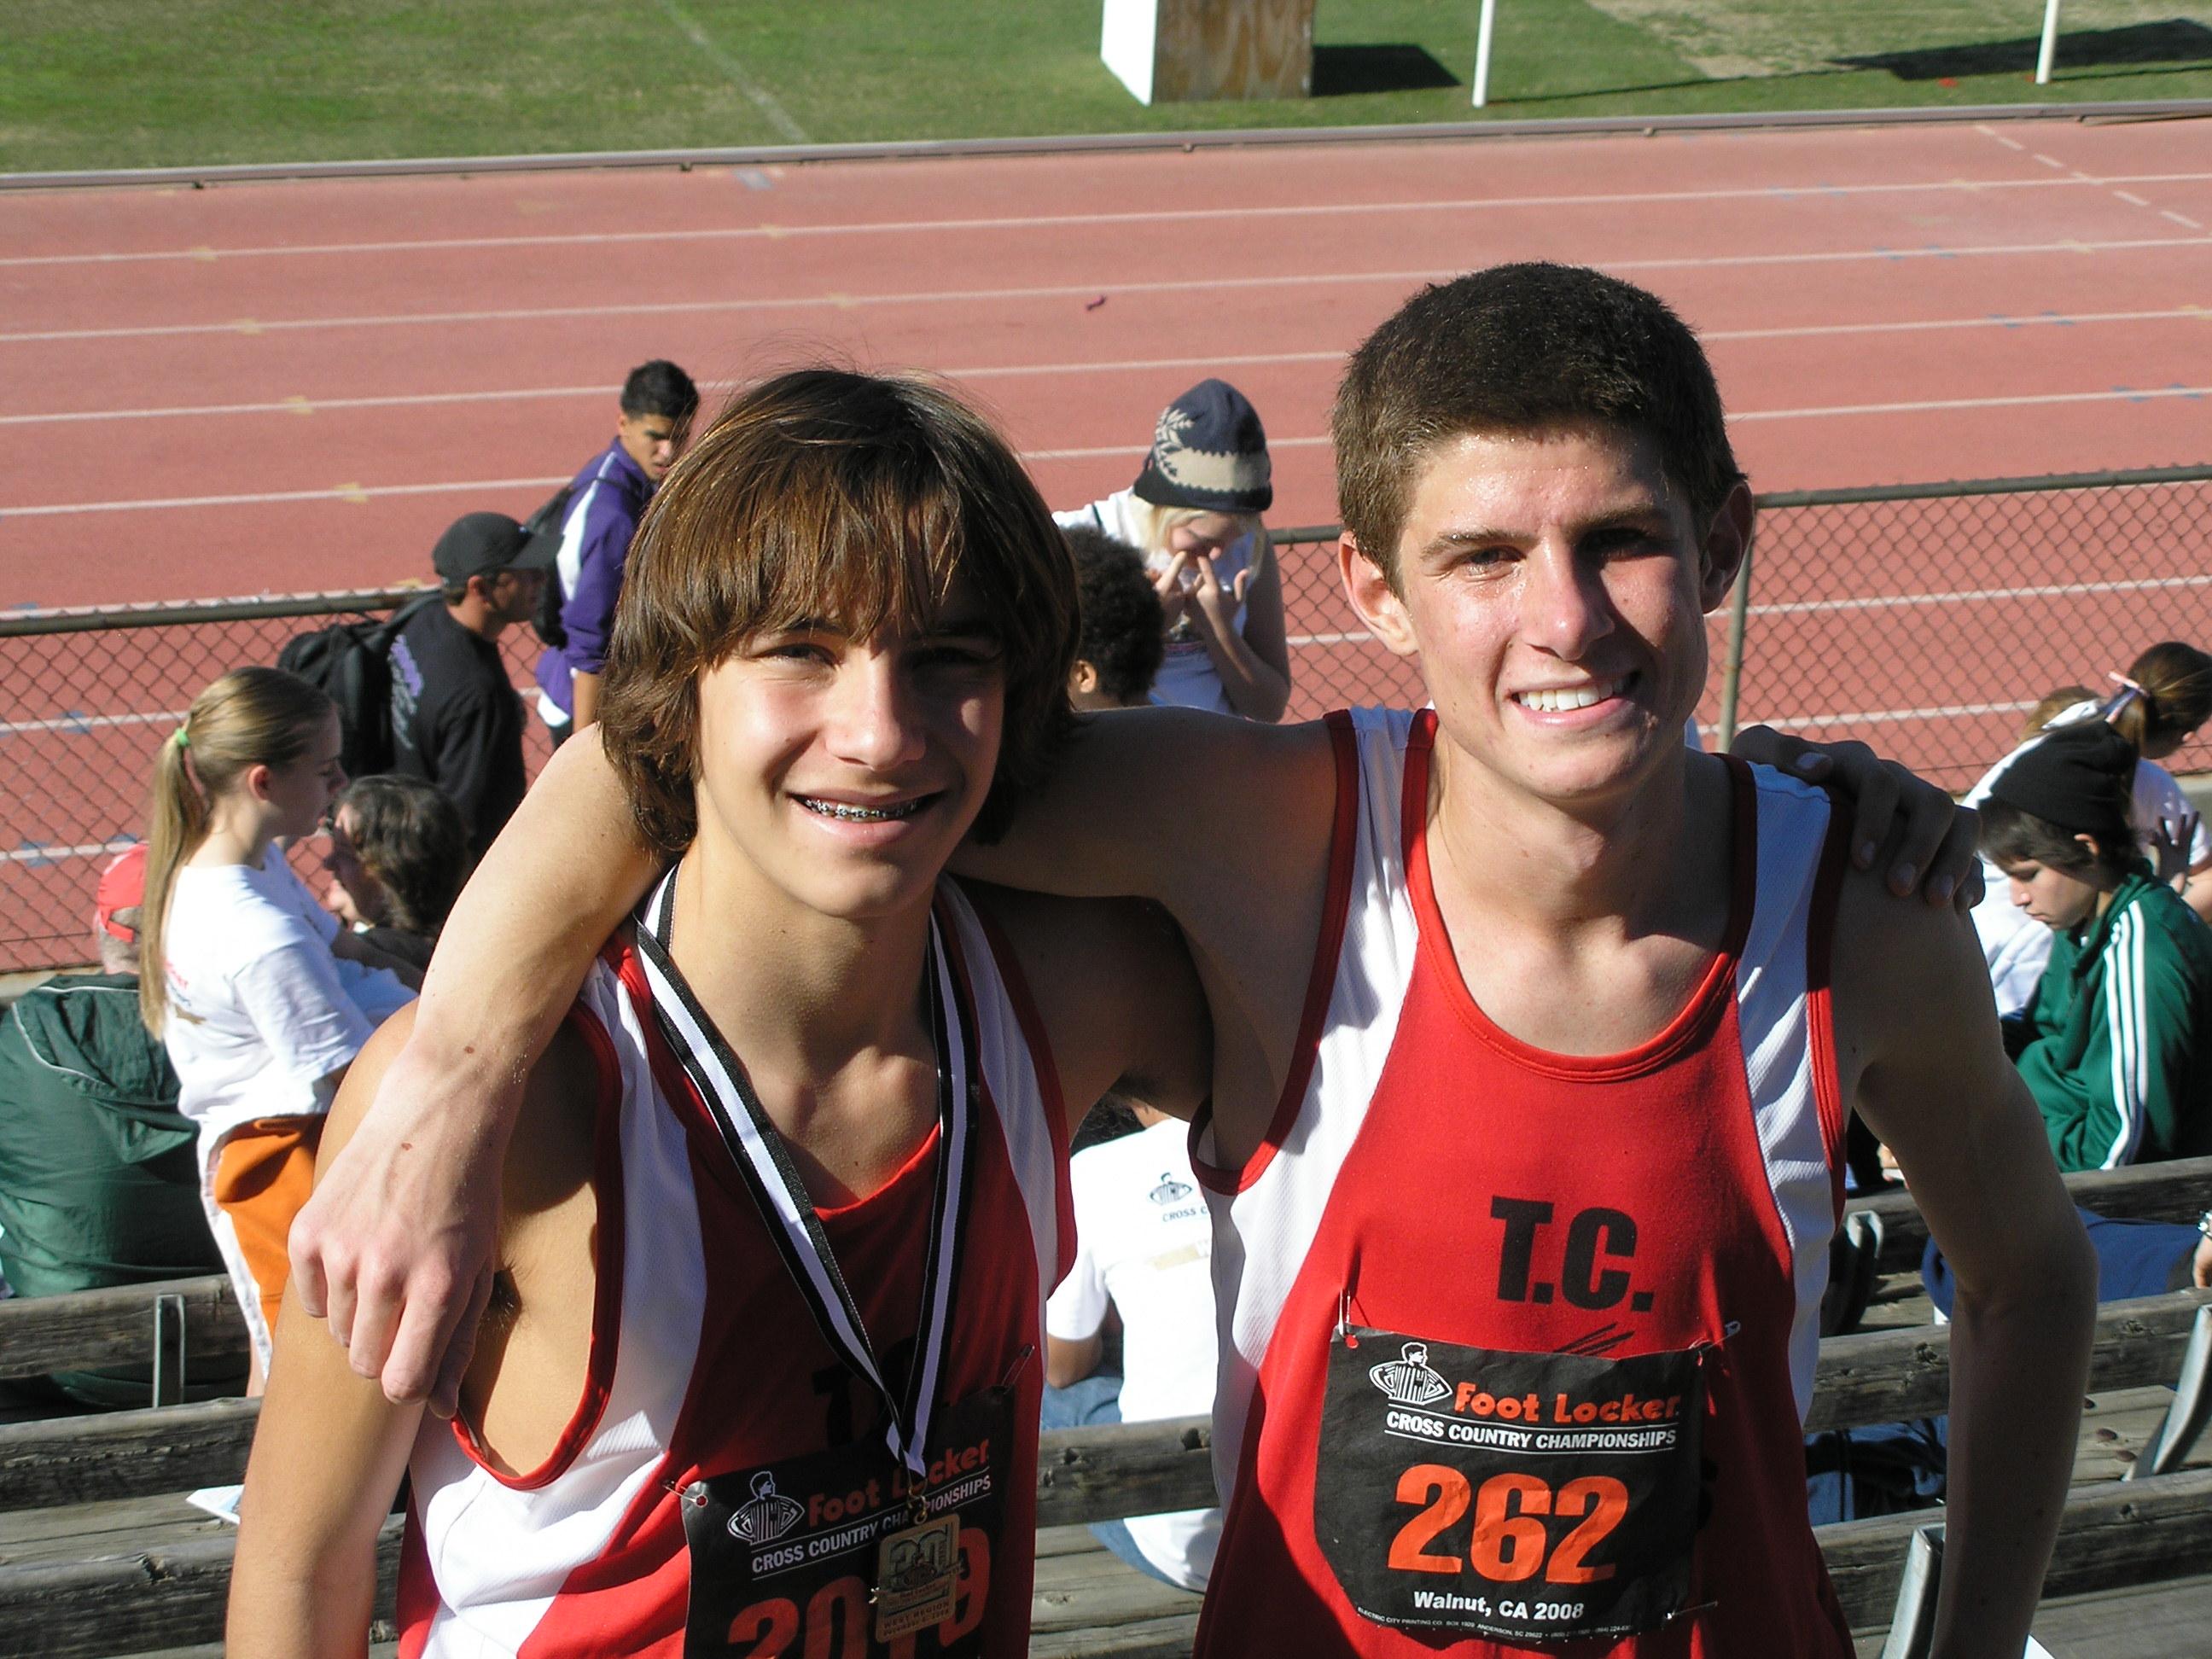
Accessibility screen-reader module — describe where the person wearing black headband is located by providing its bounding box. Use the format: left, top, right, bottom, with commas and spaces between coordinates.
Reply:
1980, 721, 2212, 1173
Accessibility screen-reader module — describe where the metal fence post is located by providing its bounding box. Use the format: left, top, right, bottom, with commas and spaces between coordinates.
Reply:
1716, 537, 1755, 753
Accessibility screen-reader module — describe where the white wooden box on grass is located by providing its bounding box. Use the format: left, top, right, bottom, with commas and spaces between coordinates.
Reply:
1100, 0, 1313, 104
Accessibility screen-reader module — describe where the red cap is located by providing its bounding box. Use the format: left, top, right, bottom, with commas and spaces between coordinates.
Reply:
96, 843, 148, 942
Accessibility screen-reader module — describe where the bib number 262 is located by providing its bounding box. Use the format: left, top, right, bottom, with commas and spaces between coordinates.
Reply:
1389, 1466, 1627, 1585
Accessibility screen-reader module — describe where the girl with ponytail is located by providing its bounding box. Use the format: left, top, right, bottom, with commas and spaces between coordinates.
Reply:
1971, 642, 2212, 1016
143, 667, 416, 1388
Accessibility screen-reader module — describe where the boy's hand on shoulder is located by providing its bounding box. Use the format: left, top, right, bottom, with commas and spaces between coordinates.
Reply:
1731, 727, 1981, 910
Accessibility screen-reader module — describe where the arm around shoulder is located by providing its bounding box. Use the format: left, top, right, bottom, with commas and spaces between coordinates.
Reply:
287, 729, 653, 1405
952, 707, 1335, 925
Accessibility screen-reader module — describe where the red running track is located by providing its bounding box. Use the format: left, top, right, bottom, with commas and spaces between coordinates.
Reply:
3, 117, 2211, 963
4, 117, 2209, 611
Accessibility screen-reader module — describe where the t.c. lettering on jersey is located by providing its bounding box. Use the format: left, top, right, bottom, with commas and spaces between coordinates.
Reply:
1489, 1198, 1655, 1314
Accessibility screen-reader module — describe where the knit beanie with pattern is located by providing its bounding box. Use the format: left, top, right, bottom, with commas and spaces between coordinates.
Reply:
1131, 380, 1273, 515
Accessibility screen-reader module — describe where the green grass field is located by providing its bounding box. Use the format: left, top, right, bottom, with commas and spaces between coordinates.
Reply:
5, 0, 2209, 172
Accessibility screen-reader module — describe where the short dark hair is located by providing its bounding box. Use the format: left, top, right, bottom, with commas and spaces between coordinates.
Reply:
599, 368, 1079, 854
337, 774, 471, 936
1334, 262, 1744, 586
1064, 525, 1165, 707
621, 359, 701, 422
1978, 796, 2139, 886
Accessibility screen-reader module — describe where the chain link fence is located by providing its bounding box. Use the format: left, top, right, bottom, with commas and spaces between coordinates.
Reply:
5, 465, 2208, 973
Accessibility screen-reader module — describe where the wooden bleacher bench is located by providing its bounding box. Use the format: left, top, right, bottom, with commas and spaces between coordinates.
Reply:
8, 1289, 2207, 1516
1854, 1153, 2212, 1278
4, 1155, 2212, 1656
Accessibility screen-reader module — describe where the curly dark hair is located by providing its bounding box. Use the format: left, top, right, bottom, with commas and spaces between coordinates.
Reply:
1064, 525, 1165, 707
336, 774, 470, 936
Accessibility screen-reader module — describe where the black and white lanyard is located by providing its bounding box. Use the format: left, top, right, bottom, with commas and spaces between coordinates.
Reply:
631, 864, 977, 1479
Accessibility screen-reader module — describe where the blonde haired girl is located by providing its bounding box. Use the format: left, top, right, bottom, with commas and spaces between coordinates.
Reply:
142, 667, 416, 1386
1057, 380, 1291, 720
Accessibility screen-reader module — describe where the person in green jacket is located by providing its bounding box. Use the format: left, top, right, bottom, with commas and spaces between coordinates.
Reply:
0, 846, 235, 1406
1981, 719, 2212, 1172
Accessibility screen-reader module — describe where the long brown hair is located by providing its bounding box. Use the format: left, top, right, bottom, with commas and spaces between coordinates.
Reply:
599, 368, 1078, 855
139, 667, 334, 1033
2111, 642, 2212, 754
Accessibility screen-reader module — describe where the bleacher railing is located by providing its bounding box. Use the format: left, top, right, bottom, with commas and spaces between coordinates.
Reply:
6, 463, 2209, 974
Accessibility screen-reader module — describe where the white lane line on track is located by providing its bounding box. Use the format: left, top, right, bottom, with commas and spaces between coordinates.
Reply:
7, 236, 2208, 346
0, 709, 184, 737
0, 838, 139, 867
11, 387, 2209, 518
1749, 572, 2212, 617
2165, 210, 2206, 230
10, 173, 2212, 269
12, 311, 2205, 426
651, 0, 808, 144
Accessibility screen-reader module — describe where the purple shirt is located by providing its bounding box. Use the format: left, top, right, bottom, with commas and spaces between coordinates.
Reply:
534, 439, 653, 719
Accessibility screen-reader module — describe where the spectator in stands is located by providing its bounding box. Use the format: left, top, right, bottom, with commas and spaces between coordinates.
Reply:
324, 776, 471, 975
1057, 380, 1291, 720
0, 846, 238, 1407
388, 512, 552, 859
1044, 1100, 1221, 1592
139, 668, 416, 1388
535, 359, 700, 744
1064, 524, 1166, 712
1980, 719, 2212, 1171
1969, 645, 2212, 1016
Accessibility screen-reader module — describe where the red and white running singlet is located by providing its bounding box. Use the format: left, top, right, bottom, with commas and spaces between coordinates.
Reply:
1191, 708, 1854, 1657
396, 882, 1072, 1656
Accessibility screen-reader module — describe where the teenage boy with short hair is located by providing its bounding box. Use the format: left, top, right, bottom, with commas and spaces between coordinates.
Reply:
295, 267, 2081, 1656
535, 358, 701, 742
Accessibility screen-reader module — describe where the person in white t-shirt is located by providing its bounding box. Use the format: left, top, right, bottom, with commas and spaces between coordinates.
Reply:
137, 667, 416, 1386
1056, 380, 1291, 721
1970, 647, 2212, 1016
1044, 1103, 1220, 1591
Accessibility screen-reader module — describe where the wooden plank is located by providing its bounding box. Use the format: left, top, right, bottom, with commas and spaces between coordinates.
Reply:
1803, 1288, 2212, 1432
1149, 0, 1313, 102
0, 1400, 259, 1512
1857, 1155, 2212, 1276
1033, 1413, 1215, 1530
3, 1151, 2199, 1382
1819, 1464, 2212, 1628
9, 1469, 2212, 1659
0, 1493, 221, 1569
1028, 1611, 1202, 1658
1030, 1548, 1200, 1633
7, 1289, 2209, 1516
0, 1515, 399, 1659
0, 1278, 244, 1383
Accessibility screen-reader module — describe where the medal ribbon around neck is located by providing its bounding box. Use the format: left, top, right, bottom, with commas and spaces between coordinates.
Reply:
631, 864, 977, 1478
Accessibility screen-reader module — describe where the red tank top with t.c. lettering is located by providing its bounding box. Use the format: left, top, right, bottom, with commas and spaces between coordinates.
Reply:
1191, 708, 1854, 1658
395, 881, 1072, 1658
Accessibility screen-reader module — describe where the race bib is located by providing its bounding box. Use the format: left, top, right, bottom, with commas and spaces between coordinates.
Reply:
1314, 1326, 1706, 1644
682, 1390, 1011, 1657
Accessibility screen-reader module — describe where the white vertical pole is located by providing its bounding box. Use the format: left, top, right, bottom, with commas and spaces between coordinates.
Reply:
2035, 0, 2063, 84
1473, 0, 1499, 108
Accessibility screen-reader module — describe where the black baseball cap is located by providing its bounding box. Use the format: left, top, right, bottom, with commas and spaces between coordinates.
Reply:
432, 512, 549, 584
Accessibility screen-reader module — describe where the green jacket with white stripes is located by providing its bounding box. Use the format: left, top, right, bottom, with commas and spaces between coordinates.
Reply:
2017, 866, 2212, 1173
